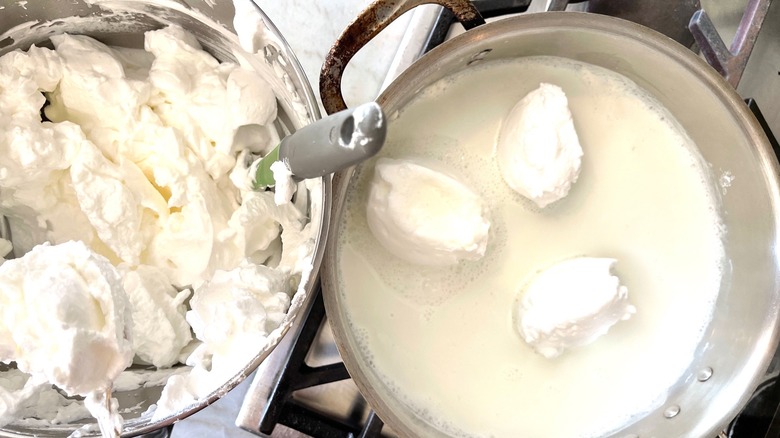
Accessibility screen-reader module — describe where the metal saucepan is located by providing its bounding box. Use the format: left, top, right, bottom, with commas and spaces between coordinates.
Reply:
319, 1, 780, 437
0, 0, 329, 435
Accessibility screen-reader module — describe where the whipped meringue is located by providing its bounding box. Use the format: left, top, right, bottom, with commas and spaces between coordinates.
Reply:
0, 241, 133, 396
366, 157, 490, 266
0, 22, 316, 433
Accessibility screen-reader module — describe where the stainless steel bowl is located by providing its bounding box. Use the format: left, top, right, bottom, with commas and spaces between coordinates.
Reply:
0, 0, 329, 435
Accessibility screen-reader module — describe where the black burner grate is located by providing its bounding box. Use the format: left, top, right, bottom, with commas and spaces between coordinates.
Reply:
727, 375, 780, 438
257, 288, 385, 438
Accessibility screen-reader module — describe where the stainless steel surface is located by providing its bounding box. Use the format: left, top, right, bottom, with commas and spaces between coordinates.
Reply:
321, 8, 780, 438
294, 322, 379, 428
237, 309, 399, 437
689, 0, 772, 88
0, 216, 12, 259
380, 5, 443, 90
547, 0, 571, 11
0, 0, 329, 436
236, 295, 319, 436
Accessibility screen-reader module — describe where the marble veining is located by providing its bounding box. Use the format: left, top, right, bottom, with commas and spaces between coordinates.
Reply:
255, 0, 413, 111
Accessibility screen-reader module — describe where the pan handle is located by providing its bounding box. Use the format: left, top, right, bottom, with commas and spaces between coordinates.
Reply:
319, 0, 485, 115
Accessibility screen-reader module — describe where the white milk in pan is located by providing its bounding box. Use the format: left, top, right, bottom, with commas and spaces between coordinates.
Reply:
336, 56, 725, 437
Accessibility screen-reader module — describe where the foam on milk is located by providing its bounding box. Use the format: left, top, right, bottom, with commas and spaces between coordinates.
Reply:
336, 56, 725, 437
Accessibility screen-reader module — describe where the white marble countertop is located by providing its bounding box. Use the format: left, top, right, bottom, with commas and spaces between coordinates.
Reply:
254, 0, 414, 110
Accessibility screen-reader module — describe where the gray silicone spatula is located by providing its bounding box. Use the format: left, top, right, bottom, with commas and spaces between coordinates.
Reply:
251, 102, 386, 190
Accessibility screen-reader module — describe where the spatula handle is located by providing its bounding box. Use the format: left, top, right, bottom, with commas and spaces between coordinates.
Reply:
280, 102, 386, 180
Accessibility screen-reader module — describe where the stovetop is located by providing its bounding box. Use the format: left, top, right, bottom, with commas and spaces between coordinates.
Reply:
230, 1, 780, 437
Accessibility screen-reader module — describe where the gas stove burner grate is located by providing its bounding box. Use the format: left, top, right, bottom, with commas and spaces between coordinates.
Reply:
256, 289, 385, 438
726, 373, 780, 437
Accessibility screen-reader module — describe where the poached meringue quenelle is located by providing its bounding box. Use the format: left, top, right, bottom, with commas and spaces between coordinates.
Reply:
496, 82, 583, 208
366, 157, 490, 267
516, 257, 636, 359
